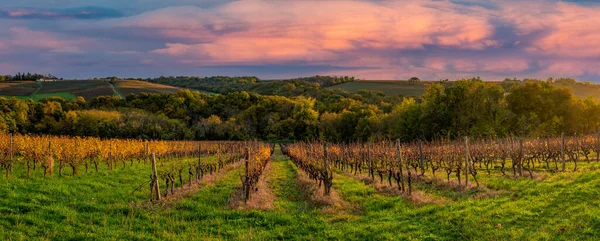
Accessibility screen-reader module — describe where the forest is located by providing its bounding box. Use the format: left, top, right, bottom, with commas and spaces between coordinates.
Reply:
0, 76, 598, 142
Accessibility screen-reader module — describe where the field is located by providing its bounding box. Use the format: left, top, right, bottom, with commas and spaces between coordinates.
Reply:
0, 80, 186, 101
0, 80, 115, 101
38, 80, 116, 101
329, 80, 435, 97
330, 80, 600, 100
114, 80, 181, 97
0, 81, 39, 96
2, 142, 600, 240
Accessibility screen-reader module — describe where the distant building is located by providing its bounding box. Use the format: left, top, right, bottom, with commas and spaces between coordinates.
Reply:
36, 78, 57, 82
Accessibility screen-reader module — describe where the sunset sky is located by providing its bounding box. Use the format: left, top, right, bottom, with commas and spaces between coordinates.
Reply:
0, 0, 599, 81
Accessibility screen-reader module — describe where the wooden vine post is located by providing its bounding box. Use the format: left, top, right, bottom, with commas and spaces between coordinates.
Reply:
597, 129, 600, 162
519, 139, 524, 177
397, 140, 405, 193
367, 143, 373, 180
150, 153, 161, 201
323, 142, 331, 196
45, 140, 53, 177
243, 147, 250, 204
419, 140, 425, 176
561, 133, 566, 172
360, 144, 365, 174
196, 142, 202, 180
464, 137, 469, 188
407, 165, 412, 196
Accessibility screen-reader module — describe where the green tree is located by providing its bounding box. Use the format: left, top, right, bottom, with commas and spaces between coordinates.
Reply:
408, 77, 420, 85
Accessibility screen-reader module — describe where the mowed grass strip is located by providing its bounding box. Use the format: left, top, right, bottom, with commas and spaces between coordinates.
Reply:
268, 149, 313, 212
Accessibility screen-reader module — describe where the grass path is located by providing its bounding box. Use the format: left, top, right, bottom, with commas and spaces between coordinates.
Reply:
31, 82, 42, 96
268, 147, 312, 212
109, 82, 124, 99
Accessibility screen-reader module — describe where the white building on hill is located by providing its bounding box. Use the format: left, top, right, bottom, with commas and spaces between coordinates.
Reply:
36, 78, 57, 82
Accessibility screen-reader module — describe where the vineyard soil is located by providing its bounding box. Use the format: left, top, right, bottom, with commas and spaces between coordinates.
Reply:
1, 147, 600, 240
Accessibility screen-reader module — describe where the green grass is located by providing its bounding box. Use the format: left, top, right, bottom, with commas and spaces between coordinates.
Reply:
3, 148, 600, 240
0, 92, 77, 101
31, 92, 78, 101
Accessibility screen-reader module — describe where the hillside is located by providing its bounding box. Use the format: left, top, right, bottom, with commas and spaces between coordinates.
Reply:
113, 80, 181, 97
329, 80, 600, 100
0, 79, 185, 101
327, 80, 436, 97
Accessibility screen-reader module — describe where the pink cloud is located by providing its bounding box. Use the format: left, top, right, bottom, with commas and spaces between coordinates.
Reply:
544, 60, 600, 77
137, 0, 599, 80
138, 0, 498, 67
500, 2, 600, 58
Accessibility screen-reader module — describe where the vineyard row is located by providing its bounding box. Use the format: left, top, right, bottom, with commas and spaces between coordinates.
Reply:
282, 134, 600, 196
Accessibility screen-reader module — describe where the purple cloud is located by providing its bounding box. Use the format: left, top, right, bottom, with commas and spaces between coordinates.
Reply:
0, 6, 122, 20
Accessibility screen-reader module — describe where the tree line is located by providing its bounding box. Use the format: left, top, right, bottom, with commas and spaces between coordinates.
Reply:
145, 75, 356, 97
0, 73, 58, 81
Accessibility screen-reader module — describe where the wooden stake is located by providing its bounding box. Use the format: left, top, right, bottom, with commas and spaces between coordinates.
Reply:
397, 140, 405, 192
419, 140, 425, 176
323, 143, 330, 196
561, 133, 566, 172
367, 143, 375, 181
519, 139, 524, 176
407, 169, 412, 196
196, 142, 202, 180
244, 147, 250, 204
596, 129, 600, 162
464, 136, 469, 188
151, 153, 161, 201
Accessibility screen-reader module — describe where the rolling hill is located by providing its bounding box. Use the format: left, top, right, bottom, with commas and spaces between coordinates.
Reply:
113, 80, 181, 97
0, 79, 184, 101
328, 80, 600, 100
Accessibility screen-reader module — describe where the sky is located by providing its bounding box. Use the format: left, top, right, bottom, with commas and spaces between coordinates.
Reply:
0, 0, 599, 82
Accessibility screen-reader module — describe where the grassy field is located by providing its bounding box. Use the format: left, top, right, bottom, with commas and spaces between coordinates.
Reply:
38, 80, 115, 101
2, 146, 600, 240
0, 80, 185, 102
329, 80, 436, 97
330, 80, 600, 100
0, 80, 115, 101
114, 80, 181, 97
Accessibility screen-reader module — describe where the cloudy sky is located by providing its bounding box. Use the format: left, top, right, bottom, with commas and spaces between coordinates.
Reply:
0, 0, 599, 81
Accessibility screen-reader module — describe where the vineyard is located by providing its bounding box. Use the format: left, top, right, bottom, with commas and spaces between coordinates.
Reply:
283, 134, 600, 198
2, 133, 600, 239
0, 133, 275, 204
